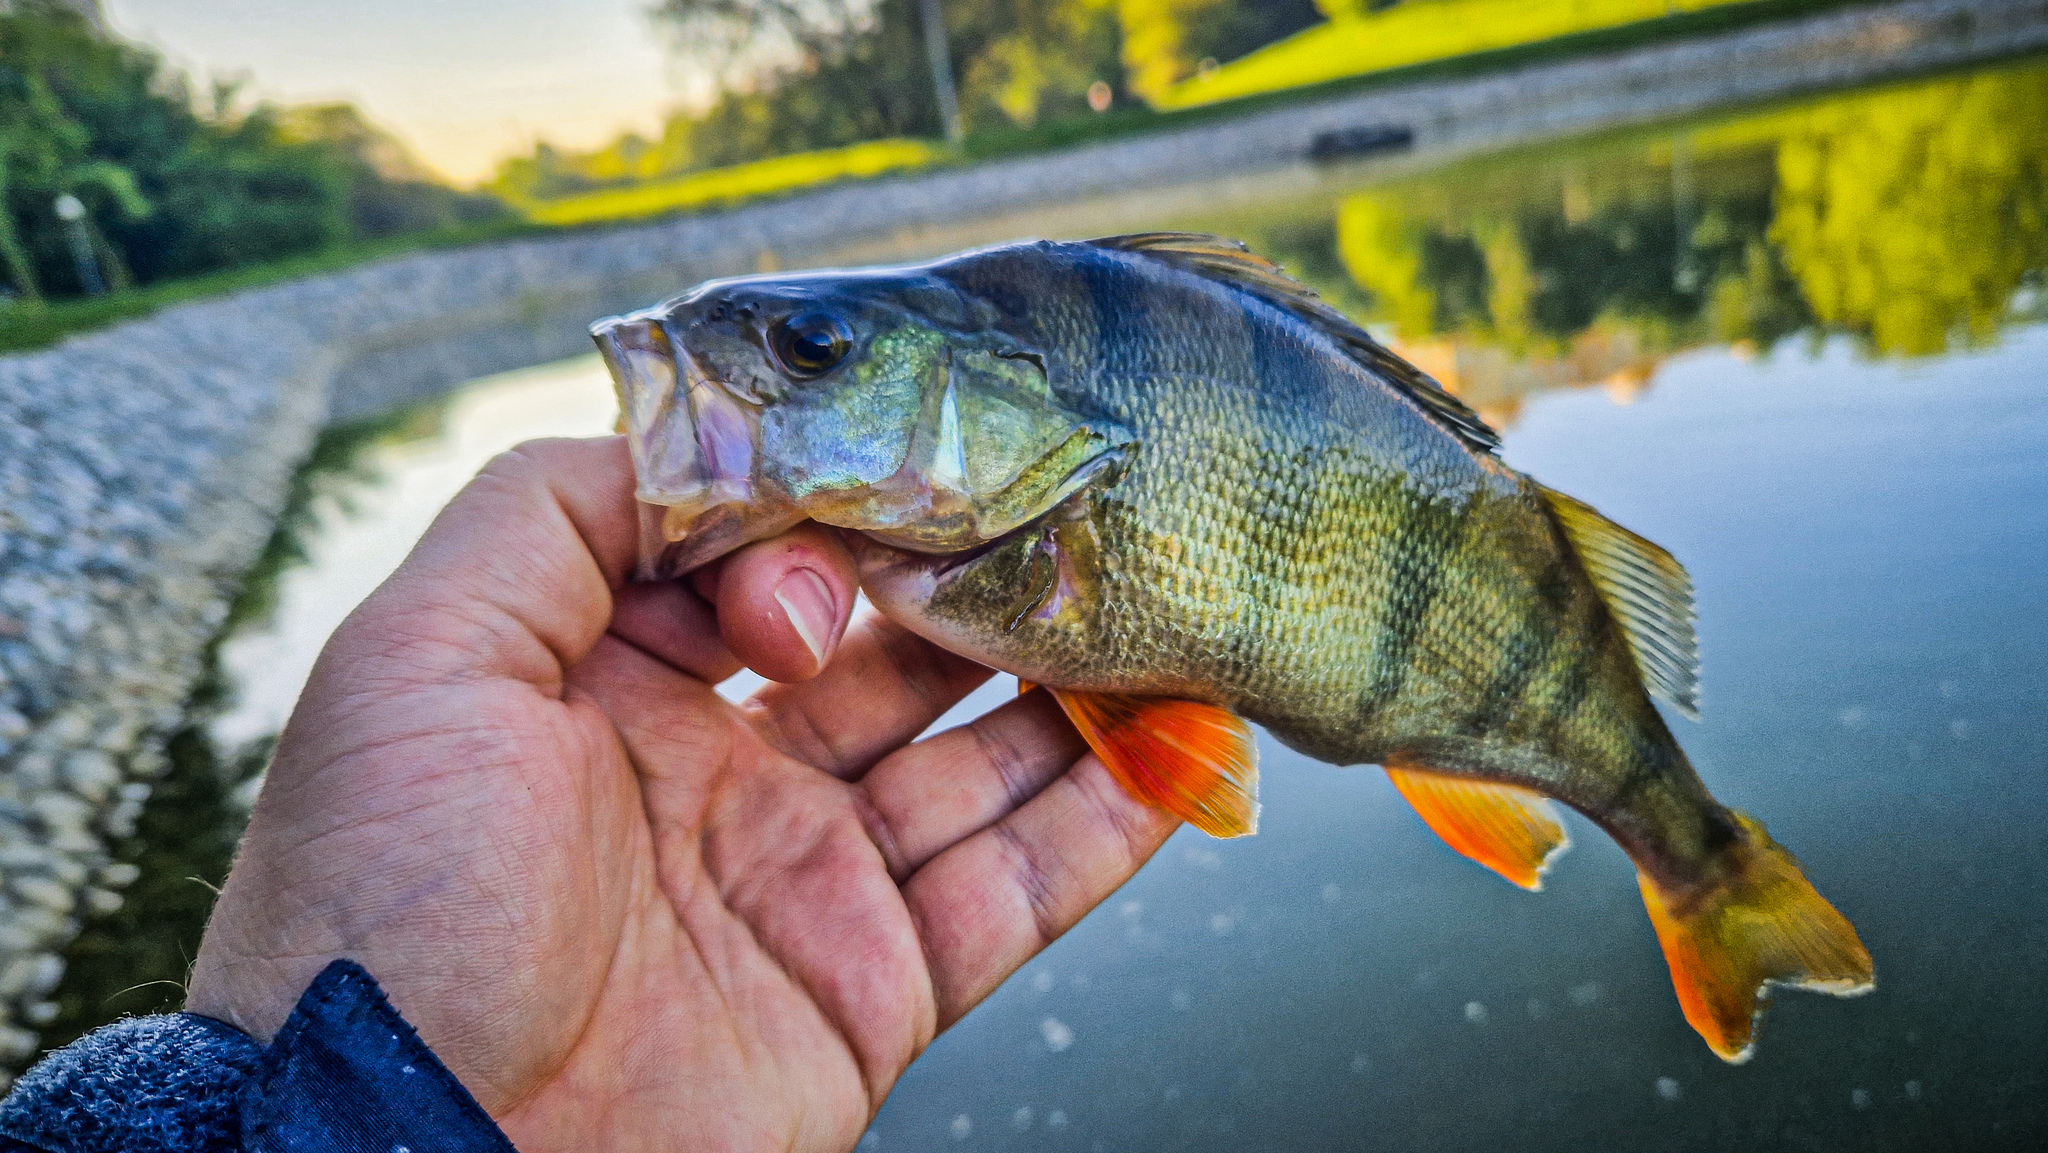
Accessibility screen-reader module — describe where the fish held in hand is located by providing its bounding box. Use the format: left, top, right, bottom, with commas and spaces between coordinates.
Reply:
592, 233, 1872, 1062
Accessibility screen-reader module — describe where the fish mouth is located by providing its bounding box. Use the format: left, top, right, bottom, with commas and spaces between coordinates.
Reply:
594, 309, 805, 579
848, 486, 1084, 587
594, 308, 1123, 581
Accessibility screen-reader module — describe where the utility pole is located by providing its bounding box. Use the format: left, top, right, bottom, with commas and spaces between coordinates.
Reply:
917, 0, 963, 146
54, 194, 105, 296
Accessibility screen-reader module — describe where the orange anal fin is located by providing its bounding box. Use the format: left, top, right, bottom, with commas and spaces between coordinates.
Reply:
1048, 690, 1258, 838
1639, 811, 1874, 1064
1018, 679, 1037, 696
1385, 761, 1570, 891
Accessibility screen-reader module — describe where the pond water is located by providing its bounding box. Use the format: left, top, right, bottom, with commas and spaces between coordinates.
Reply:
207, 56, 2047, 1150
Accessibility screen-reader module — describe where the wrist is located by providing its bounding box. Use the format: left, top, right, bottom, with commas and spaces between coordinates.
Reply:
185, 936, 318, 1047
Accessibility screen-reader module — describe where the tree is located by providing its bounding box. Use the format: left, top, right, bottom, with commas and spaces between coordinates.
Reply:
0, 0, 503, 304
1117, 0, 1320, 103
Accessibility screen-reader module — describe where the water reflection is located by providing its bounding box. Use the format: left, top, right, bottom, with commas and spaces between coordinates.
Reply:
212, 359, 621, 749
1194, 57, 2048, 426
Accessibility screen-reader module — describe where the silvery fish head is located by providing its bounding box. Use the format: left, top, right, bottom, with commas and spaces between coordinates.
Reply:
593, 262, 1134, 580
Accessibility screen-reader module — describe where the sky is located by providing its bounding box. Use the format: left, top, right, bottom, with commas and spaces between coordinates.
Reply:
103, 0, 700, 183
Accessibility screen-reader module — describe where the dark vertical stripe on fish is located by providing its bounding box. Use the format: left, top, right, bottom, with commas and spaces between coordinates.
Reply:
1466, 546, 1575, 735
1357, 488, 1475, 721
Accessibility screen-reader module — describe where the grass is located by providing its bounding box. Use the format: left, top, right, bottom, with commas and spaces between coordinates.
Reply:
1162, 0, 1759, 109
523, 138, 944, 227
0, 0, 1881, 355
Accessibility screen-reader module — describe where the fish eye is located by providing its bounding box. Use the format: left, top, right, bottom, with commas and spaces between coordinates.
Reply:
771, 310, 853, 378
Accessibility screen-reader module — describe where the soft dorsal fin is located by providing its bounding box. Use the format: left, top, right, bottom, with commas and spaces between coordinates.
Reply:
1539, 486, 1700, 718
1086, 232, 1502, 455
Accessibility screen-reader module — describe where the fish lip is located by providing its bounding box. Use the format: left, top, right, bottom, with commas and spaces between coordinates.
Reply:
598, 308, 806, 579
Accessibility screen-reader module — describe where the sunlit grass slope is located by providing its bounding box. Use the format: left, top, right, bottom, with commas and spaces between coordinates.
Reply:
522, 139, 945, 227
1159, 0, 1757, 109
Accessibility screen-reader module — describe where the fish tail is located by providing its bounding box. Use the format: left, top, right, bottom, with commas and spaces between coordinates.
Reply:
1636, 811, 1873, 1064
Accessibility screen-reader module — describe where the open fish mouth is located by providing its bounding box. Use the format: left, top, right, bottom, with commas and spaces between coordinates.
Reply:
597, 309, 804, 579
595, 308, 1127, 581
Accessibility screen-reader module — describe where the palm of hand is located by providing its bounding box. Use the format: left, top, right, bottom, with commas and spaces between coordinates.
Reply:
187, 439, 1174, 1153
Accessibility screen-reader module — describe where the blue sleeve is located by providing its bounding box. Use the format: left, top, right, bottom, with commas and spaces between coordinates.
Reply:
0, 960, 516, 1153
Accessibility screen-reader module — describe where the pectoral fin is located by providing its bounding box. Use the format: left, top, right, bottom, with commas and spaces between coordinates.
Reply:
1385, 759, 1571, 891
1044, 689, 1259, 838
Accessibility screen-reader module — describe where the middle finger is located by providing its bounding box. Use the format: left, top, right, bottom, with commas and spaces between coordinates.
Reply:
854, 689, 1087, 879
745, 611, 994, 778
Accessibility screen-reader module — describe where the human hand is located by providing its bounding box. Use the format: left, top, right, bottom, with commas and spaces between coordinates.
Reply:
185, 436, 1177, 1151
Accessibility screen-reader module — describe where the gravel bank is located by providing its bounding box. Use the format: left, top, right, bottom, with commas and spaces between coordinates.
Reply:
2, 0, 2041, 1074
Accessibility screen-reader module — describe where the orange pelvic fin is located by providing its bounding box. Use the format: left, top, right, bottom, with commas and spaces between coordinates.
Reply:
1047, 690, 1259, 838
1638, 811, 1874, 1063
1385, 760, 1570, 891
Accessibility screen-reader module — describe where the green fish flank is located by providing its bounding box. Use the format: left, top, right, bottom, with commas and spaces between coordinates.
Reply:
592, 232, 1873, 1063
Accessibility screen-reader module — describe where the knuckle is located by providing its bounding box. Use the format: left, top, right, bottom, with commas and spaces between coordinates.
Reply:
994, 822, 1061, 948
968, 719, 1032, 809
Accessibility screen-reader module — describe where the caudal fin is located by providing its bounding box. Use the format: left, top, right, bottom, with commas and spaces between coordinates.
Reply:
1638, 812, 1874, 1063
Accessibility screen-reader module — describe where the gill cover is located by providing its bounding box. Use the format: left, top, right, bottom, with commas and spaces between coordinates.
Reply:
593, 286, 1133, 579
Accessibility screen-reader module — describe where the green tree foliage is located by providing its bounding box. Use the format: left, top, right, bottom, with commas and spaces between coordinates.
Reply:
495, 0, 1319, 201
0, 1, 503, 303
276, 103, 505, 240
959, 0, 1124, 130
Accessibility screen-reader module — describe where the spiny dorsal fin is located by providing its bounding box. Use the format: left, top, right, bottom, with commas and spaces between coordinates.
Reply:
1086, 232, 1501, 455
1539, 486, 1700, 719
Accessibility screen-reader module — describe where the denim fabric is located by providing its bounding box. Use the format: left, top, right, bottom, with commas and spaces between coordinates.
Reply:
0, 960, 515, 1153
239, 959, 514, 1153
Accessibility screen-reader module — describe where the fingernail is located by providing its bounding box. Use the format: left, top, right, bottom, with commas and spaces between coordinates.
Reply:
774, 568, 840, 667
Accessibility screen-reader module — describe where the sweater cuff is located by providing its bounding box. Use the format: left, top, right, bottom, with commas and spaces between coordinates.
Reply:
0, 960, 514, 1153
0, 1013, 259, 1153
239, 958, 514, 1152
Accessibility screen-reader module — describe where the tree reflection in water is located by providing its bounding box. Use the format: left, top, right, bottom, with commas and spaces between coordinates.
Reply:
1224, 57, 2048, 428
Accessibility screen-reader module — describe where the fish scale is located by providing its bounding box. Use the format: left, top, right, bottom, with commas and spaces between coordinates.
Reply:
597, 231, 1874, 1063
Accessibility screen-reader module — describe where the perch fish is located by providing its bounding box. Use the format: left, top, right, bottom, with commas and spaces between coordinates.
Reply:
592, 233, 1873, 1062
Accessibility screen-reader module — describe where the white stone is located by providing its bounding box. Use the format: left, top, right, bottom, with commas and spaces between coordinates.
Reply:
9, 877, 74, 915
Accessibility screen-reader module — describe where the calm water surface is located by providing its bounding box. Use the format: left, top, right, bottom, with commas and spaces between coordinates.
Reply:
214, 57, 2048, 1151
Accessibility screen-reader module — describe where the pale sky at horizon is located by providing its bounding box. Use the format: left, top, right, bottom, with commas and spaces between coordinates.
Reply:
103, 0, 705, 183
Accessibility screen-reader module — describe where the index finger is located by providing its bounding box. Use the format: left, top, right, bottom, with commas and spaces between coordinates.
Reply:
345, 436, 646, 693
357, 435, 866, 695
